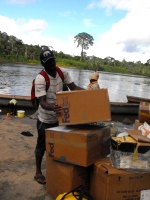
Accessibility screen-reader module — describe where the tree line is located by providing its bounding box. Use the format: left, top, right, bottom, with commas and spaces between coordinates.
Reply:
1, 31, 150, 77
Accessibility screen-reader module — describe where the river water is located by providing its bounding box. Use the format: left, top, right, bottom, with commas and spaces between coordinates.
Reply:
0, 63, 150, 102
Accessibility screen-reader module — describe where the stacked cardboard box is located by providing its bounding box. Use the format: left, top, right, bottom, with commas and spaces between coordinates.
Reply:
90, 158, 150, 200
90, 103, 150, 200
134, 102, 150, 130
110, 130, 150, 173
45, 125, 111, 198
91, 102, 150, 200
46, 156, 91, 198
46, 125, 110, 167
103, 102, 150, 200
139, 102, 150, 124
45, 89, 111, 199
46, 91, 150, 199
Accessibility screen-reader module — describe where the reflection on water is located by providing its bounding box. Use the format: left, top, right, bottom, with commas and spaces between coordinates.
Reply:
0, 63, 150, 102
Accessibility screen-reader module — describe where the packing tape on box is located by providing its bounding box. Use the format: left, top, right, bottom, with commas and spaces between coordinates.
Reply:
113, 136, 141, 161
46, 138, 101, 148
133, 142, 140, 161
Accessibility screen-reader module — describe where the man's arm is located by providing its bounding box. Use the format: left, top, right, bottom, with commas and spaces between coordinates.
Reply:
67, 82, 84, 90
39, 96, 62, 115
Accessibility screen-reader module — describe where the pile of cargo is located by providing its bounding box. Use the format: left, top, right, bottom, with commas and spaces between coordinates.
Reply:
45, 89, 150, 200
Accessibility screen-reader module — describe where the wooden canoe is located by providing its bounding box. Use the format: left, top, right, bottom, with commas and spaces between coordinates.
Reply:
127, 95, 150, 104
0, 94, 33, 108
110, 102, 139, 115
0, 94, 139, 115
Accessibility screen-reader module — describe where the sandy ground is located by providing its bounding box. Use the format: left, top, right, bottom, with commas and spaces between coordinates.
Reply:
0, 113, 54, 200
0, 110, 135, 200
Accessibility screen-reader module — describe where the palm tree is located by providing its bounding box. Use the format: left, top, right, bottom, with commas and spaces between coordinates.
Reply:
74, 32, 94, 61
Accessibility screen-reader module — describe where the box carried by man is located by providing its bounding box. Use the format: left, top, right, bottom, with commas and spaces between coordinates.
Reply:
56, 89, 111, 126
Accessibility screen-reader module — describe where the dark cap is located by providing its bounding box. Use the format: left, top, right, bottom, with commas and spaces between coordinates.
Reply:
40, 49, 55, 63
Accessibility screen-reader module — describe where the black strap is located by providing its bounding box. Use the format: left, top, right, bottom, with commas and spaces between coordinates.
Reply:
60, 185, 93, 200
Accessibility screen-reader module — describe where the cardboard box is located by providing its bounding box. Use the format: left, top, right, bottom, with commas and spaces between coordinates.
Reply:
139, 102, 150, 124
46, 156, 90, 199
46, 124, 110, 167
90, 158, 150, 200
110, 130, 150, 173
134, 119, 143, 130
56, 89, 111, 125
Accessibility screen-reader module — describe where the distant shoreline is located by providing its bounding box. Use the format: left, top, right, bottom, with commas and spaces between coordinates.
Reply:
0, 61, 76, 69
0, 61, 150, 78
0, 61, 148, 78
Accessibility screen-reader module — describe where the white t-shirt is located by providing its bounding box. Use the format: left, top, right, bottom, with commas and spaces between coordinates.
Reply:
35, 68, 73, 124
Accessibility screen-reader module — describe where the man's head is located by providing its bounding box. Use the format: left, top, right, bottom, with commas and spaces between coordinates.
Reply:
40, 49, 56, 73
90, 72, 99, 82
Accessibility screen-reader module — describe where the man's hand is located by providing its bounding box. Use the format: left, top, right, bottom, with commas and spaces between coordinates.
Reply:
54, 104, 63, 115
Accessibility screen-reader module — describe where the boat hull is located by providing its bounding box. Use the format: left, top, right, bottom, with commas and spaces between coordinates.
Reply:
127, 95, 150, 103
110, 102, 139, 115
0, 94, 33, 109
0, 94, 139, 115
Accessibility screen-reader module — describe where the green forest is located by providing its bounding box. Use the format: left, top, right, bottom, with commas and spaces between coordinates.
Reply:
1, 31, 150, 77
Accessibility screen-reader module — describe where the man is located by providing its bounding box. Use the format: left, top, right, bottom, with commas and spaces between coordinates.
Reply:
34, 49, 83, 184
87, 71, 100, 90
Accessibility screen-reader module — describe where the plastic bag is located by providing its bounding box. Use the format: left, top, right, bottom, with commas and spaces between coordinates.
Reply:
138, 122, 150, 139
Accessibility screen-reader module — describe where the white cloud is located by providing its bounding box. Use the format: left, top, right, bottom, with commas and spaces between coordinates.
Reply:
1, 0, 150, 63
83, 19, 97, 27
86, 2, 96, 9
16, 18, 26, 26
99, 0, 133, 11
85, 0, 150, 62
0, 15, 48, 38
87, 0, 131, 11
21, 19, 48, 32
58, 11, 71, 17
0, 15, 80, 55
0, 16, 20, 35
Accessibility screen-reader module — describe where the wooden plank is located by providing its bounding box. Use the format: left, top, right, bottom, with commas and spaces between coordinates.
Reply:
127, 95, 150, 103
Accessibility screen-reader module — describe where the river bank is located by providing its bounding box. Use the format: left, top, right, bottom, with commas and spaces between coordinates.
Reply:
1, 59, 150, 78
0, 112, 135, 200
0, 115, 54, 200
0, 60, 77, 69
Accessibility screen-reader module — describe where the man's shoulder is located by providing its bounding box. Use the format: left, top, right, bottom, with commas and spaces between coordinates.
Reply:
57, 67, 66, 73
35, 73, 47, 85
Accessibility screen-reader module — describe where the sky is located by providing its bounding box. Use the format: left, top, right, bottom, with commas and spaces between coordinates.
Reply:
0, 0, 150, 63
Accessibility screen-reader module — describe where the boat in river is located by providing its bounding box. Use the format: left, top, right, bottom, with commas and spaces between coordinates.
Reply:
0, 94, 32, 108
127, 95, 150, 104
0, 94, 139, 115
110, 102, 139, 115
